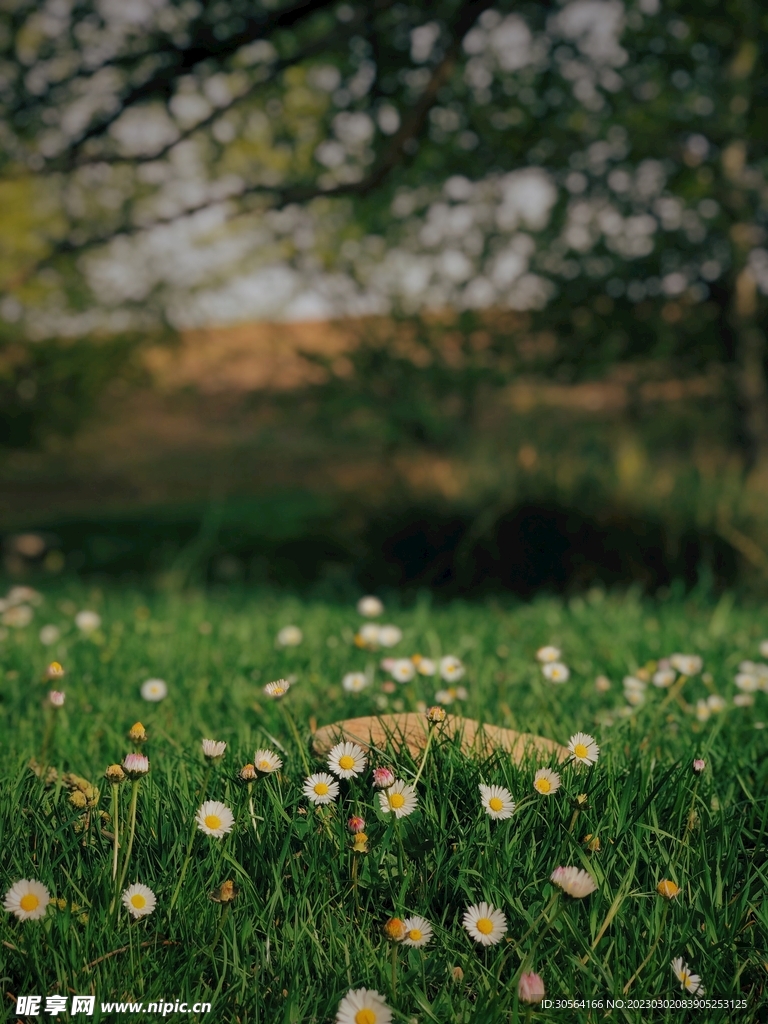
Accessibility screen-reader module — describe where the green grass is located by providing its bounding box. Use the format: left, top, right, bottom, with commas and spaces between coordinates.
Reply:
0, 584, 766, 1023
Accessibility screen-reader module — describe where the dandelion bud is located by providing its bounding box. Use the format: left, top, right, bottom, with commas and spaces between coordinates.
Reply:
518, 972, 546, 1004
69, 790, 88, 809
46, 661, 65, 679
239, 763, 257, 782
105, 764, 126, 784
657, 879, 681, 900
692, 758, 706, 774
48, 690, 65, 707
383, 918, 407, 942
372, 767, 395, 789
122, 753, 149, 778
347, 815, 366, 834
128, 722, 147, 743
426, 705, 446, 724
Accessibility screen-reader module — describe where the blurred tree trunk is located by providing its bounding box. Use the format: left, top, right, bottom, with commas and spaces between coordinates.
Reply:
733, 267, 768, 473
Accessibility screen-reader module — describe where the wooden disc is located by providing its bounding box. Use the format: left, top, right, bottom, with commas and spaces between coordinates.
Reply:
312, 713, 568, 763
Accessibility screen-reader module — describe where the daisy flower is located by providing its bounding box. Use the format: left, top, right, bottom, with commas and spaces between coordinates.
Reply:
479, 784, 515, 820
383, 917, 407, 941
568, 732, 599, 766
542, 662, 570, 683
391, 658, 416, 683
122, 753, 149, 777
303, 772, 339, 805
434, 686, 467, 705
402, 915, 433, 947
335, 989, 391, 1024
327, 741, 367, 779
48, 690, 65, 707
695, 699, 710, 722
734, 693, 755, 707
122, 883, 156, 919
39, 624, 60, 645
550, 866, 597, 898
536, 645, 561, 663
692, 758, 706, 774
707, 694, 726, 713
276, 625, 302, 647
378, 780, 418, 818
735, 672, 759, 692
462, 902, 507, 945
594, 675, 611, 693
416, 657, 436, 676
141, 678, 167, 702
195, 800, 235, 838
3, 879, 50, 921
533, 767, 561, 796
518, 972, 546, 1003
75, 609, 101, 632
357, 596, 384, 617
439, 655, 465, 681
671, 957, 704, 996
378, 625, 402, 648
652, 668, 676, 688
264, 679, 291, 698
254, 749, 282, 774
342, 672, 369, 693
357, 623, 381, 647
670, 654, 702, 676
201, 739, 226, 759
372, 767, 395, 789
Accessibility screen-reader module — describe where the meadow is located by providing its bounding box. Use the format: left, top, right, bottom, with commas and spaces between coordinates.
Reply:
0, 583, 766, 1023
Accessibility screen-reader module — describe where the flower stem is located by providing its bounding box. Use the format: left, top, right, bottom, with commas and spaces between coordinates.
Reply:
111, 785, 120, 882
113, 780, 140, 916
169, 762, 211, 913
390, 941, 398, 999
412, 727, 435, 788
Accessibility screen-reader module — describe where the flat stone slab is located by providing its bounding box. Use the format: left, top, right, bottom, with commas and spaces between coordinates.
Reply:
312, 713, 569, 763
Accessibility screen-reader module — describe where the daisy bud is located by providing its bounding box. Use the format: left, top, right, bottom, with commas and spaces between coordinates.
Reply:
583, 833, 601, 852
692, 758, 706, 774
46, 661, 65, 679
372, 767, 395, 789
450, 966, 464, 983
383, 918, 407, 942
48, 690, 65, 707
347, 815, 366, 834
426, 705, 446, 724
105, 764, 126, 784
573, 793, 589, 809
128, 722, 147, 743
122, 753, 149, 778
69, 790, 88, 809
239, 763, 257, 782
657, 879, 681, 900
352, 834, 369, 853
518, 972, 546, 1004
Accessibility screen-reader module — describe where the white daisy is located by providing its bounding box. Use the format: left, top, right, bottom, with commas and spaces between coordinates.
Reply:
735, 672, 759, 692
670, 654, 702, 676
402, 915, 433, 948
625, 689, 645, 707
195, 800, 235, 838
121, 882, 156, 919
542, 662, 570, 683
75, 609, 101, 632
760, 640, 768, 659
391, 658, 416, 683
550, 865, 597, 898
3, 879, 50, 921
416, 657, 436, 676
1, 605, 33, 628
141, 678, 167, 702
623, 675, 646, 693
439, 655, 465, 681
201, 739, 226, 759
533, 768, 561, 795
707, 694, 726, 713
568, 732, 599, 766
357, 596, 384, 617
695, 699, 711, 722
378, 780, 418, 819
479, 784, 515, 820
357, 623, 382, 646
39, 624, 61, 645
303, 772, 339, 805
264, 679, 291, 698
462, 902, 507, 945
342, 671, 369, 693
652, 668, 676, 688
254, 749, 282, 774
276, 625, 302, 647
434, 686, 467, 705
733, 693, 755, 707
536, 645, 561, 663
671, 957, 704, 996
327, 741, 367, 779
335, 988, 392, 1024
378, 625, 403, 648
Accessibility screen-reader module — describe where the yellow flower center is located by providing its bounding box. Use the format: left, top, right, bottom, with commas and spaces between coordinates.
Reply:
314, 782, 329, 795
205, 814, 222, 830
489, 797, 503, 812
130, 894, 147, 909
408, 928, 422, 941
258, 760, 271, 770
389, 792, 405, 809
476, 917, 493, 935
573, 743, 588, 759
339, 755, 355, 770
20, 894, 39, 912
355, 1010, 377, 1024
536, 778, 551, 793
